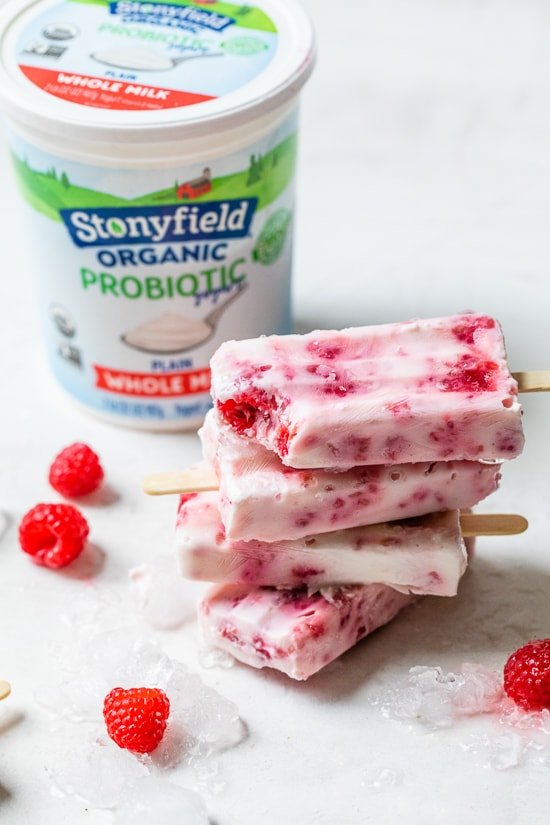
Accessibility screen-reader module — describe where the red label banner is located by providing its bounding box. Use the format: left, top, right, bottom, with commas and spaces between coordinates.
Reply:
94, 365, 211, 397
19, 65, 215, 111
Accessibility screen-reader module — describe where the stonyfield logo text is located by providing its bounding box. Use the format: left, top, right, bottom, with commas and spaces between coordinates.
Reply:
109, 1, 235, 32
60, 199, 257, 247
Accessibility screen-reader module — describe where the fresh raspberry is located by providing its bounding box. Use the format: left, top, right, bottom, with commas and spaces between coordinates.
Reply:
19, 503, 89, 569
103, 687, 170, 754
503, 639, 550, 711
48, 443, 104, 498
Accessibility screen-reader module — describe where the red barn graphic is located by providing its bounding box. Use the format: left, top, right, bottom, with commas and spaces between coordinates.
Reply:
177, 168, 212, 199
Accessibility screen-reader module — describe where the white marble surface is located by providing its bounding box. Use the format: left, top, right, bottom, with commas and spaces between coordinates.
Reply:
1, 1, 550, 823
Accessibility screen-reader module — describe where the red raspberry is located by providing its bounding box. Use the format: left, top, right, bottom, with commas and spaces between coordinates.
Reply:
503, 639, 550, 711
218, 397, 257, 433
49, 443, 104, 498
441, 358, 499, 393
19, 503, 89, 569
276, 425, 290, 457
103, 687, 170, 754
217, 389, 275, 434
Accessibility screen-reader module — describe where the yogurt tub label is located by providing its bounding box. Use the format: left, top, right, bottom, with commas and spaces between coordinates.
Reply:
0, 0, 314, 429
15, 0, 278, 111
8, 110, 297, 426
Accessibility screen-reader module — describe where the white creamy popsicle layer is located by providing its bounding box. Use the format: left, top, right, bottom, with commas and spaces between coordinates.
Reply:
176, 493, 468, 595
211, 313, 524, 469
200, 409, 501, 542
199, 583, 415, 680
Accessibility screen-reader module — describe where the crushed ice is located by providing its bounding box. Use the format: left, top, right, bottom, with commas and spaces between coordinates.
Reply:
129, 555, 200, 630
38, 595, 245, 809
49, 727, 149, 809
376, 662, 550, 770
500, 702, 550, 735
361, 766, 403, 794
377, 663, 504, 730
114, 777, 209, 825
194, 759, 227, 795
462, 732, 525, 771
198, 645, 235, 670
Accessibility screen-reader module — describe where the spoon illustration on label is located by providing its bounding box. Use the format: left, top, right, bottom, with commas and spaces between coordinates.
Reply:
90, 47, 223, 72
121, 284, 247, 354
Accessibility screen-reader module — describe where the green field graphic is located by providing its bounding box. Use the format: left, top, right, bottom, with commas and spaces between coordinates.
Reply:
11, 133, 296, 222
72, 0, 277, 33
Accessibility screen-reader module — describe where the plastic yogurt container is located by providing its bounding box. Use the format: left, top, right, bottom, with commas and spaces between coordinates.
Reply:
0, 0, 314, 430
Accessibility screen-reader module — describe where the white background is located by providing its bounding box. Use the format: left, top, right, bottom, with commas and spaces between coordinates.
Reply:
1, 1, 550, 823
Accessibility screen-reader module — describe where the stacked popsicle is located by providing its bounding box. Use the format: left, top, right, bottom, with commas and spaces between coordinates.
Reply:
175, 313, 525, 680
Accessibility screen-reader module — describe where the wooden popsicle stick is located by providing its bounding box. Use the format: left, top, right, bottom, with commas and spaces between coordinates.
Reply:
0, 681, 11, 701
459, 513, 528, 537
513, 371, 550, 393
143, 465, 219, 496
143, 466, 528, 537
143, 470, 527, 537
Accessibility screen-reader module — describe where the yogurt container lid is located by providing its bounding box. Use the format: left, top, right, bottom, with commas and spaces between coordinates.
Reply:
0, 0, 314, 141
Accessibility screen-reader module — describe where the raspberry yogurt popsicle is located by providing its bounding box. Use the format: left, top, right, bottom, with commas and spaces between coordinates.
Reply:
176, 492, 467, 596
200, 409, 501, 542
211, 313, 524, 469
199, 583, 415, 680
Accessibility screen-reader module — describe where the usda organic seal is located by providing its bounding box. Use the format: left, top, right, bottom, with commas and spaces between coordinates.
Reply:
253, 209, 292, 265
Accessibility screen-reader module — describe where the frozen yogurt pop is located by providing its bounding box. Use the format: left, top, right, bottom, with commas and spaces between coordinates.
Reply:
199, 409, 501, 542
176, 492, 467, 595
210, 313, 524, 469
199, 583, 415, 680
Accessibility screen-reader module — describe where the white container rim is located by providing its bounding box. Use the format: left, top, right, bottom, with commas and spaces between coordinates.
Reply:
0, 0, 315, 144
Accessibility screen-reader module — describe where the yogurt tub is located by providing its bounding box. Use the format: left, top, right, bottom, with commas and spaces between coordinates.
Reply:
0, 0, 315, 430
